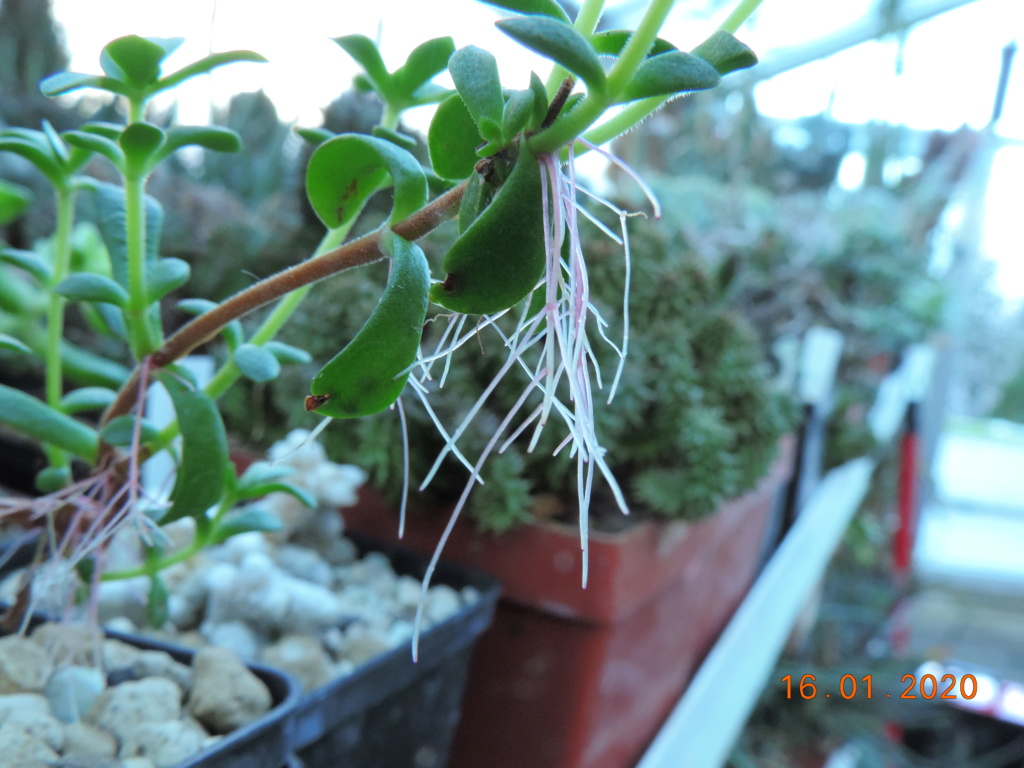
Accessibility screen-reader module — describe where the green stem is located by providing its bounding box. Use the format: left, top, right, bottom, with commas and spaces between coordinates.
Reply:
123, 172, 159, 358
532, 0, 676, 154
573, 0, 606, 36
529, 95, 607, 155
545, 0, 606, 95
574, 95, 666, 155
43, 186, 76, 469
123, 97, 161, 359
102, 532, 205, 580
605, 0, 676, 96
102, 495, 234, 581
128, 99, 145, 125
381, 105, 402, 131
718, 0, 764, 34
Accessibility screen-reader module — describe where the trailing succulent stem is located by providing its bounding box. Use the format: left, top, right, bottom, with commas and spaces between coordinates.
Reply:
0, 0, 767, 635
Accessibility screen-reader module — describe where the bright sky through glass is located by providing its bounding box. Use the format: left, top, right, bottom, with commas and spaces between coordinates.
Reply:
49, 0, 1024, 299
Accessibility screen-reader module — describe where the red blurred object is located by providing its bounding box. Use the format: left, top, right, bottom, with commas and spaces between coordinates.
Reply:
342, 439, 793, 768
894, 405, 919, 578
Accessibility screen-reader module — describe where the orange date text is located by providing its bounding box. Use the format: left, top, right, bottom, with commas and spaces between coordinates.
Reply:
782, 673, 978, 700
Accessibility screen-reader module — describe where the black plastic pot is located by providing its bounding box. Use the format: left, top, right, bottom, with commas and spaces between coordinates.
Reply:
289, 534, 501, 768
1, 534, 499, 768
106, 630, 302, 768
0, 608, 302, 768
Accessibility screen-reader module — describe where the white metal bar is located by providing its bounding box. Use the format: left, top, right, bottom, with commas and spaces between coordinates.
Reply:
868, 342, 936, 443
636, 457, 875, 768
729, 0, 981, 85
798, 326, 844, 407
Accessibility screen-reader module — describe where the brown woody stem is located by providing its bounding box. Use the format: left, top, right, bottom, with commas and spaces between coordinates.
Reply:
101, 182, 467, 430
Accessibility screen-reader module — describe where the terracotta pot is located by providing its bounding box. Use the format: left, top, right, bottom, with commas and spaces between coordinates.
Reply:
342, 437, 794, 768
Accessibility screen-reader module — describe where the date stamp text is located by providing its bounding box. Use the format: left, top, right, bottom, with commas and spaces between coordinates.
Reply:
782, 673, 978, 700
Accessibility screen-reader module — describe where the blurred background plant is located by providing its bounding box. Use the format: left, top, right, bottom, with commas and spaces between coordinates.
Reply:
614, 89, 966, 468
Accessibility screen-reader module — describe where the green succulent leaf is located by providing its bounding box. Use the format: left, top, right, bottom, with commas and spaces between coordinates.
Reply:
60, 387, 118, 414
428, 93, 483, 180
100, 414, 160, 446
295, 127, 335, 146
119, 122, 166, 174
618, 50, 721, 102
263, 482, 315, 508
496, 17, 607, 96
306, 133, 427, 229
177, 298, 245, 350
80, 122, 124, 141
333, 35, 394, 98
502, 89, 536, 142
0, 248, 51, 283
309, 234, 429, 418
0, 133, 63, 185
690, 31, 758, 76
476, 0, 571, 24
448, 47, 506, 141
36, 466, 71, 493
156, 50, 267, 93
0, 334, 32, 355
0, 273, 35, 315
40, 120, 70, 164
76, 557, 95, 585
64, 130, 126, 170
236, 478, 315, 507
237, 461, 293, 489
589, 30, 678, 57
157, 125, 242, 162
101, 35, 184, 87
408, 82, 451, 106
528, 72, 548, 128
89, 303, 129, 341
165, 361, 199, 388
224, 321, 246, 350
54, 273, 130, 307
39, 71, 130, 98
371, 125, 418, 151
234, 343, 282, 383
0, 180, 32, 225
59, 343, 130, 388
211, 506, 283, 544
176, 297, 217, 314
393, 37, 456, 101
159, 373, 229, 524
264, 340, 312, 365
0, 383, 99, 462
147, 258, 190, 301
477, 118, 503, 146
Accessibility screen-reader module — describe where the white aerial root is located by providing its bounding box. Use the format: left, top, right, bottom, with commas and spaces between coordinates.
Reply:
407, 145, 659, 658
0, 359, 170, 626
395, 397, 410, 538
